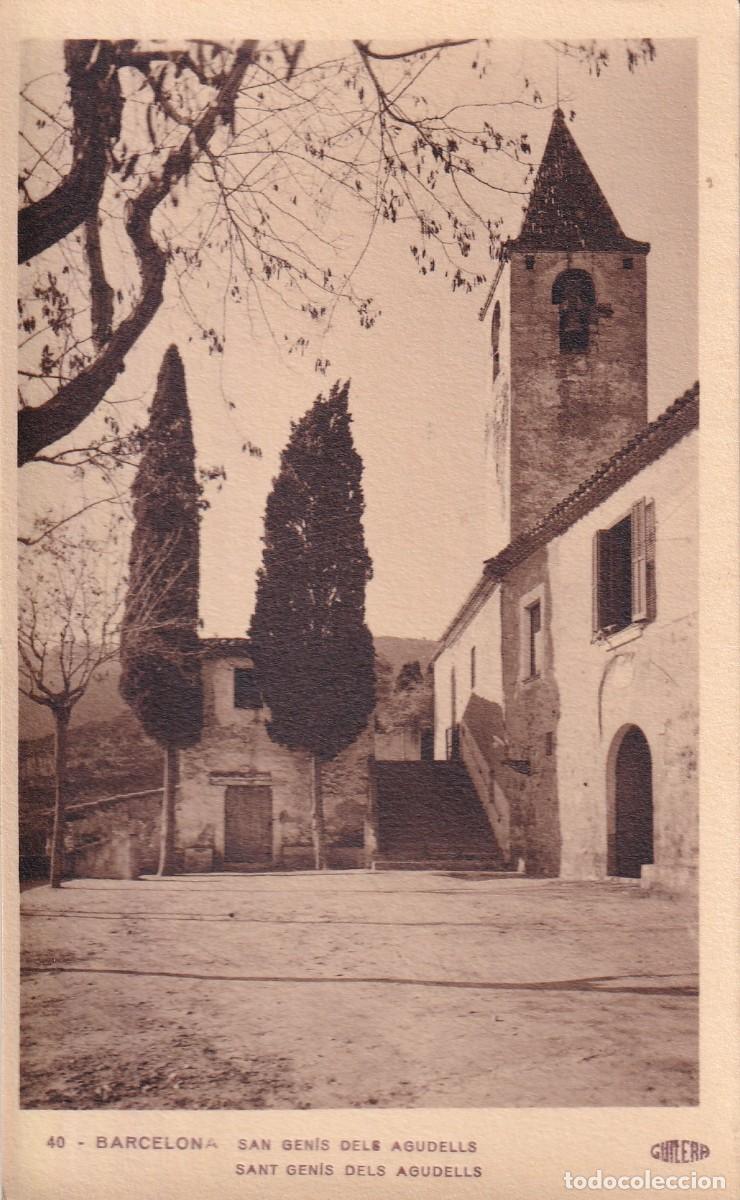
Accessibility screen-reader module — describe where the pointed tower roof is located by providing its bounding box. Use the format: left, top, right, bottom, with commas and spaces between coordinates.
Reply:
512, 108, 649, 254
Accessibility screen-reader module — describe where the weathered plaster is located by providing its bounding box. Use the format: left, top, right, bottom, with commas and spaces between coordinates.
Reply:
550, 432, 698, 889
433, 586, 503, 759
178, 653, 372, 868
500, 547, 562, 876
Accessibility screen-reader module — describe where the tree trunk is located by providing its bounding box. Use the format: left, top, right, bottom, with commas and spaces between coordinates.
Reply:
49, 708, 71, 888
18, 41, 121, 266
310, 754, 327, 871
157, 744, 178, 876
18, 40, 257, 466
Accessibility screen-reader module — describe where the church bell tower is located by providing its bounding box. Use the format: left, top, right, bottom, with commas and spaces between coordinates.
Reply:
484, 108, 650, 549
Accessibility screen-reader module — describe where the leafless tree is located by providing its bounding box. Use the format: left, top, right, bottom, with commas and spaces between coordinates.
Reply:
18, 528, 123, 885
18, 523, 190, 886
18, 38, 655, 470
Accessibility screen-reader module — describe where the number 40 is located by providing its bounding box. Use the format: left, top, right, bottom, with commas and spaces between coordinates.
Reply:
47, 1136, 65, 1149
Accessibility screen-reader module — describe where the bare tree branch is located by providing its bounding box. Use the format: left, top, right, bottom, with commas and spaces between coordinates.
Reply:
18, 493, 127, 547
19, 42, 122, 265
18, 40, 258, 465
84, 215, 114, 349
18, 37, 657, 478
357, 40, 477, 61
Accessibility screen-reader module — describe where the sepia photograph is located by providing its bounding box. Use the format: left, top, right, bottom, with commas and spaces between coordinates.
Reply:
14, 31, 703, 1124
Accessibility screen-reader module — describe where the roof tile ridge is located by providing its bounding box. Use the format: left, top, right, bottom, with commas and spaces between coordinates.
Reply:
483, 383, 699, 574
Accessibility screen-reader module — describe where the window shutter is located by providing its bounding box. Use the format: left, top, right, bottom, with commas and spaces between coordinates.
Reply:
630, 498, 648, 621
492, 303, 501, 381
592, 529, 605, 633
645, 499, 657, 621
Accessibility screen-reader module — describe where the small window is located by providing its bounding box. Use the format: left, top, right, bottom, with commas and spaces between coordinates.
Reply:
593, 499, 656, 636
520, 587, 545, 682
526, 600, 542, 679
552, 269, 596, 353
525, 255, 535, 270
545, 731, 554, 757
470, 646, 476, 689
492, 302, 502, 382
234, 667, 261, 709
622, 257, 634, 270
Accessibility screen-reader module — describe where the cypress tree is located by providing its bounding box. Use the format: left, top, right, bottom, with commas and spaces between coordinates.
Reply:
119, 344, 203, 875
248, 380, 375, 869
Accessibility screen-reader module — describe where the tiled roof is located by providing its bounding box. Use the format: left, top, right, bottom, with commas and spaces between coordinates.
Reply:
484, 383, 699, 580
435, 384, 699, 656
512, 108, 649, 254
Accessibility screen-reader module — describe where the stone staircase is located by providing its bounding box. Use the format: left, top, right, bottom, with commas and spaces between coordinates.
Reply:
370, 760, 505, 870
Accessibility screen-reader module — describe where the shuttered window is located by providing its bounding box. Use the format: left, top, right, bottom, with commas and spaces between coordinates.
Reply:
630, 498, 647, 620
592, 499, 656, 636
645, 499, 657, 621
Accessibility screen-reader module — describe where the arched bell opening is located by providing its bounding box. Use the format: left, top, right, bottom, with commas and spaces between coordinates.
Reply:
552, 268, 596, 354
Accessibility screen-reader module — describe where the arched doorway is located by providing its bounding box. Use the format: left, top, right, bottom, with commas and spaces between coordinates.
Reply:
608, 725, 654, 877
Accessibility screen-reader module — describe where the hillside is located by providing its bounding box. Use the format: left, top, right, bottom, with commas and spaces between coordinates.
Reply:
19, 660, 127, 741
18, 635, 438, 814
19, 636, 438, 742
373, 636, 437, 675
19, 709, 162, 815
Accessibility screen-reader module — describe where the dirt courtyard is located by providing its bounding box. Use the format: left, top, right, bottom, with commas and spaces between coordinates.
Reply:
19, 871, 698, 1109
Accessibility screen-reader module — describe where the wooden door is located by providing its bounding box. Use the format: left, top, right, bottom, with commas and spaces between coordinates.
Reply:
224, 785, 273, 863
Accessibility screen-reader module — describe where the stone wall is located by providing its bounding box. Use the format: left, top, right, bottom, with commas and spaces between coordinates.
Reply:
26, 654, 377, 879
178, 653, 372, 869
433, 429, 698, 892
45, 787, 165, 878
509, 249, 648, 539
375, 726, 422, 761
499, 546, 562, 876
70, 830, 140, 880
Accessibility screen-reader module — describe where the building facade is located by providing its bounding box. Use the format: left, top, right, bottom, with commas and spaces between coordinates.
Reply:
79, 109, 697, 888
434, 109, 698, 894
176, 639, 372, 870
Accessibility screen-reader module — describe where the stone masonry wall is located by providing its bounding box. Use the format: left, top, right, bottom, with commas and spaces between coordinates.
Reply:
178, 654, 372, 869
509, 249, 648, 539
63, 788, 164, 877
500, 547, 562, 876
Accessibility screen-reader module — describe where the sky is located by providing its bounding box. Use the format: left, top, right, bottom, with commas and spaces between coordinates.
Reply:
19, 39, 697, 642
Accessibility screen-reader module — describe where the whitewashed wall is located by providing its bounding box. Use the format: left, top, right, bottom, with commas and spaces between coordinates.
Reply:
550, 431, 698, 889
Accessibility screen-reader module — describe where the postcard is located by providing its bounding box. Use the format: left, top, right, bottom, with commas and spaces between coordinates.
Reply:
2, 1, 738, 1197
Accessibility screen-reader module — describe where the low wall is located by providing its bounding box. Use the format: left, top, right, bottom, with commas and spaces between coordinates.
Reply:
20, 788, 167, 880
24, 733, 375, 879
70, 830, 140, 880
65, 787, 166, 876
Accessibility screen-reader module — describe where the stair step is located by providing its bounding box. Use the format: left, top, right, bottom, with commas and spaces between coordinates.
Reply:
372, 758, 503, 865
372, 858, 505, 872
